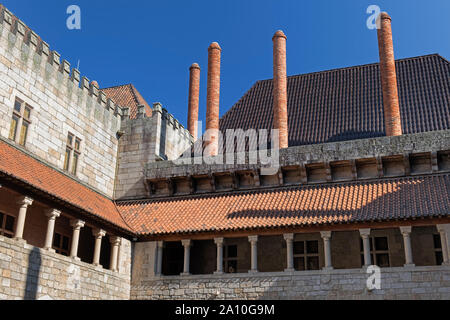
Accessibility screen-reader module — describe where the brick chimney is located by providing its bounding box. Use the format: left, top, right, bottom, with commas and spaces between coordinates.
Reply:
272, 30, 289, 149
205, 42, 221, 156
188, 63, 201, 141
377, 12, 402, 136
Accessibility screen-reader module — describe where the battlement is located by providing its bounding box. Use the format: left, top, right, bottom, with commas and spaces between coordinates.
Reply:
0, 5, 122, 134
119, 102, 193, 142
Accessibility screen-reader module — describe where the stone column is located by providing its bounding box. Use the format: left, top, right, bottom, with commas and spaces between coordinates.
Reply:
248, 235, 258, 273
214, 237, 224, 274
360, 229, 372, 267
399, 226, 414, 267
181, 239, 192, 275
14, 196, 33, 241
92, 229, 106, 267
284, 233, 294, 272
69, 219, 85, 260
155, 241, 164, 276
109, 236, 121, 272
44, 209, 61, 252
437, 224, 450, 265
320, 231, 333, 270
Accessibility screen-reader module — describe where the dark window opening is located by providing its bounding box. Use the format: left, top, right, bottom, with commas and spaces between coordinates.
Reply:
433, 234, 443, 265
0, 212, 15, 238
224, 245, 238, 273
293, 240, 320, 271
162, 242, 184, 276
53, 232, 71, 256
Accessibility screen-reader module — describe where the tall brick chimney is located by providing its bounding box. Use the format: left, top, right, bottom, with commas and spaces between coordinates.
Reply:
272, 30, 289, 149
188, 63, 201, 141
205, 42, 221, 156
377, 12, 402, 136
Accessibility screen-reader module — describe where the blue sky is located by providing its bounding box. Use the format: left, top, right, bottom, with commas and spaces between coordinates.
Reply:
2, 0, 450, 129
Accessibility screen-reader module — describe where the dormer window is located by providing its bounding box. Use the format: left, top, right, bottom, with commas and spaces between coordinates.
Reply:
9, 98, 32, 146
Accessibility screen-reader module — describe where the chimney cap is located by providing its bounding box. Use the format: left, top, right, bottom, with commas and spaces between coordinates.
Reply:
378, 12, 391, 21
190, 63, 200, 70
208, 42, 222, 51
272, 30, 287, 40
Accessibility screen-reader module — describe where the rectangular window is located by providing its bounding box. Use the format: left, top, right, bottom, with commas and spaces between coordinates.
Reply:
9, 98, 32, 146
19, 121, 29, 146
0, 212, 15, 238
64, 148, 71, 171
71, 153, 79, 175
53, 232, 70, 256
360, 236, 391, 267
293, 240, 320, 271
14, 99, 22, 113
9, 115, 19, 140
223, 245, 238, 273
64, 133, 81, 176
433, 234, 443, 265
75, 138, 81, 151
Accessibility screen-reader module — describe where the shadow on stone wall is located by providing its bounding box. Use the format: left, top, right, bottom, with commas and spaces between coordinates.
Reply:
24, 247, 41, 300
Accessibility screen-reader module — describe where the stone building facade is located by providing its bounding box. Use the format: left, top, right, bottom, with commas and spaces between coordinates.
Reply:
0, 4, 449, 300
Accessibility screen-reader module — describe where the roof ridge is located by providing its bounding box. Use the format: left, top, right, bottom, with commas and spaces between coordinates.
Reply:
128, 83, 142, 108
101, 83, 133, 91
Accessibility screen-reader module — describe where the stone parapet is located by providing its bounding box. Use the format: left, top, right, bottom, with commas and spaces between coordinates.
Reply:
143, 130, 450, 197
131, 265, 450, 300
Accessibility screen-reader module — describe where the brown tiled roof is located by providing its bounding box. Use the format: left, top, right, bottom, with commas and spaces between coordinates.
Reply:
117, 174, 450, 236
220, 54, 450, 146
102, 84, 152, 119
0, 140, 133, 233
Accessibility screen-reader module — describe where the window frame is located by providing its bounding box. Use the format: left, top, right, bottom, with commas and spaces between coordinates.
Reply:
52, 231, 71, 256
63, 132, 82, 176
223, 244, 238, 273
0, 211, 16, 238
360, 236, 391, 268
9, 98, 32, 146
433, 233, 443, 265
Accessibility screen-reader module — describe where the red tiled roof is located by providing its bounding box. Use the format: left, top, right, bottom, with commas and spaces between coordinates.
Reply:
102, 84, 152, 119
0, 140, 132, 232
220, 54, 450, 146
117, 174, 450, 236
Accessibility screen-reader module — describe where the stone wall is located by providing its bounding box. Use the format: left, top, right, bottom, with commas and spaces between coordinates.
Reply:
131, 266, 450, 300
146, 130, 450, 179
115, 104, 192, 200
0, 235, 131, 300
0, 12, 120, 197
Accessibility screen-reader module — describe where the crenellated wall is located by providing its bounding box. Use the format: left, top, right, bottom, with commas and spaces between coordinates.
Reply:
0, 7, 122, 197
115, 103, 193, 200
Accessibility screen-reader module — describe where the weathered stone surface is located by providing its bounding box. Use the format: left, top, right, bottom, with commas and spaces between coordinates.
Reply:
146, 130, 450, 180
0, 236, 130, 300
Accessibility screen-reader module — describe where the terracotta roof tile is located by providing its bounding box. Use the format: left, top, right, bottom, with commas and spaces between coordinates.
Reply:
102, 84, 152, 119
117, 174, 450, 236
0, 140, 132, 232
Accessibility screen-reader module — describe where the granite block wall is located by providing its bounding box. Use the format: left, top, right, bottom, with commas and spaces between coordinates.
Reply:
0, 235, 131, 300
